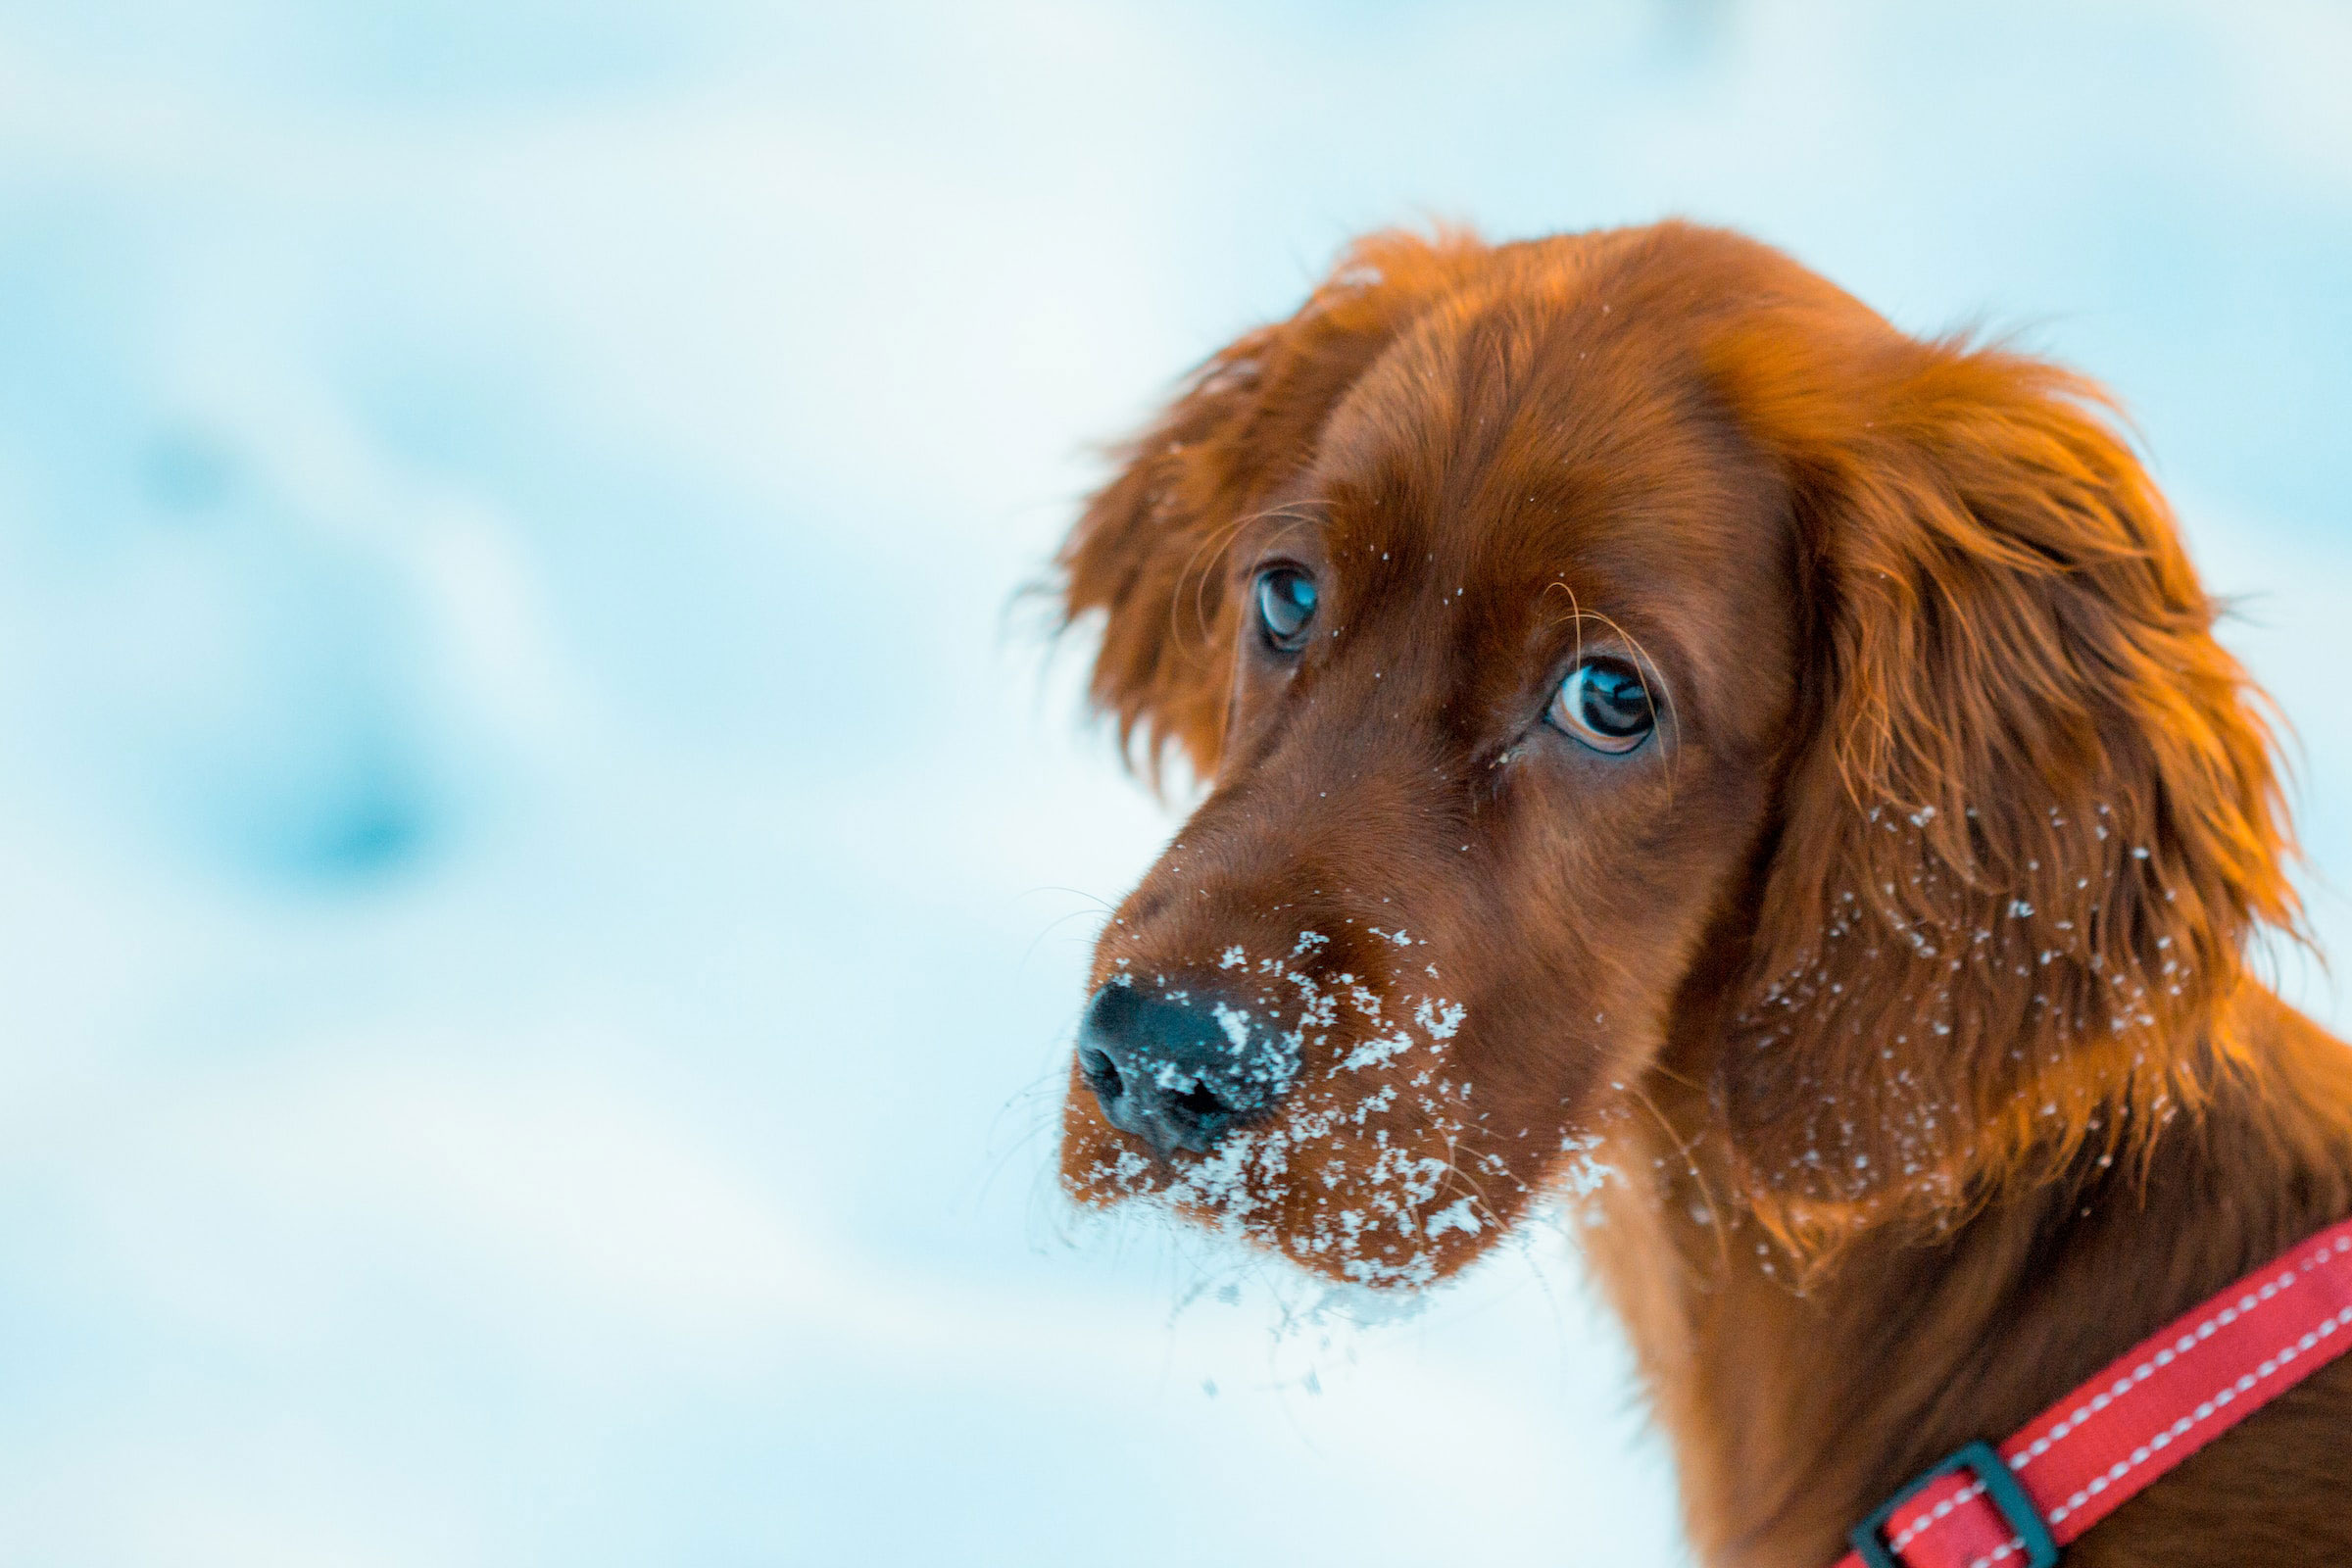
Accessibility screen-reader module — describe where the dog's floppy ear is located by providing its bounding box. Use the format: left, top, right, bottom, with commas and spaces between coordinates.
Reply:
1713, 320, 2298, 1253
1057, 229, 1485, 781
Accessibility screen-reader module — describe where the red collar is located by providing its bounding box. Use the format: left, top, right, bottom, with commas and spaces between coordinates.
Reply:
1836, 1215, 2352, 1568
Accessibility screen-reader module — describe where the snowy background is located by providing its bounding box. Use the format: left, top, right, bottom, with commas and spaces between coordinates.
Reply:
1, 2, 2348, 1563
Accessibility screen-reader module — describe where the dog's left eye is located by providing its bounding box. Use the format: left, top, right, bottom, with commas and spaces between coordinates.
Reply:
1549, 659, 1654, 754
1254, 567, 1318, 651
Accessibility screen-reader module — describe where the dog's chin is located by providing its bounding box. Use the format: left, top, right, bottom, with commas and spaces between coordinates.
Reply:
1058, 1093, 1529, 1291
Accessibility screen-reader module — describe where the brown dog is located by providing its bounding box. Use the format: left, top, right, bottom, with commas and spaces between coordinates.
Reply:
1052, 223, 2352, 1564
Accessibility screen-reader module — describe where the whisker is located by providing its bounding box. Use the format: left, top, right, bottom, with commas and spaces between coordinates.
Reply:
1019, 905, 1112, 976
1169, 508, 1259, 655
1540, 587, 1680, 811
1621, 1074, 1732, 1272
1168, 499, 1332, 658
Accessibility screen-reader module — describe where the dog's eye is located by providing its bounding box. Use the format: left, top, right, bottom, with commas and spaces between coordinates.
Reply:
1549, 659, 1654, 754
1254, 567, 1318, 651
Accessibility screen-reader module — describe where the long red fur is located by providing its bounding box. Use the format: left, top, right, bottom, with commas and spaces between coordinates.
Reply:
1054, 222, 2352, 1564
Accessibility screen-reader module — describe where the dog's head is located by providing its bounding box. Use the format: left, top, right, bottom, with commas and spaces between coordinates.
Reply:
1054, 222, 2292, 1287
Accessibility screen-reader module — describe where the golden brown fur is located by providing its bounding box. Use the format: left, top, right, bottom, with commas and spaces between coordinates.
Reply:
1053, 221, 2352, 1562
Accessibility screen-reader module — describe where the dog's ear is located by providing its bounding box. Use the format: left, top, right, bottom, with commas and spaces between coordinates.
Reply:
1713, 323, 2298, 1253
1057, 228, 1485, 782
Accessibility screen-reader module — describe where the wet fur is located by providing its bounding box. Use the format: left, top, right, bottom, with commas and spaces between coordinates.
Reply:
1054, 222, 2352, 1563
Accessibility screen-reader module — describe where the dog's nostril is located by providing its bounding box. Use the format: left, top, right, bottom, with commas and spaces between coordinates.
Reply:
1171, 1080, 1230, 1120
1079, 1048, 1123, 1102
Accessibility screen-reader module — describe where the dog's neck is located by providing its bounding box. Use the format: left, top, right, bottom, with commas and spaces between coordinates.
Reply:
1585, 982, 2352, 1568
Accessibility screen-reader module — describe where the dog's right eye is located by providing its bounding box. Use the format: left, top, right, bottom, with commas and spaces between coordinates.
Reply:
1254, 567, 1318, 651
1549, 658, 1655, 754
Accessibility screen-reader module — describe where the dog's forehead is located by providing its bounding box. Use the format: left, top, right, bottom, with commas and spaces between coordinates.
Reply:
1307, 288, 1785, 656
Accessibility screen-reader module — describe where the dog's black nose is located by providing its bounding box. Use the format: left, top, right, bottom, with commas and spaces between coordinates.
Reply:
1076, 980, 1283, 1160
